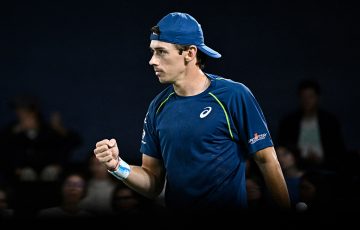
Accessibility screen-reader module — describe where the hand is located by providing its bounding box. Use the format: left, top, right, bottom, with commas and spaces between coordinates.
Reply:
94, 138, 120, 171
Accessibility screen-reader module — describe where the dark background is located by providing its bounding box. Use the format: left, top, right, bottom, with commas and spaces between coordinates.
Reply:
1, 0, 359, 164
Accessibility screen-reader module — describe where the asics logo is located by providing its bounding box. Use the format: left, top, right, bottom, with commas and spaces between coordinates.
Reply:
200, 107, 212, 118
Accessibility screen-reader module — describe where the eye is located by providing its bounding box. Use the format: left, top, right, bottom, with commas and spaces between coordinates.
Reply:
149, 48, 168, 57
156, 50, 166, 56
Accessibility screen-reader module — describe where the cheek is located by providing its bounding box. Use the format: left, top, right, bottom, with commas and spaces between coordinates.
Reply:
162, 55, 184, 70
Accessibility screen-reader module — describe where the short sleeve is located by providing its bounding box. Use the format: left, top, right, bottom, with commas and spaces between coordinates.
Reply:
231, 84, 273, 156
139, 104, 162, 159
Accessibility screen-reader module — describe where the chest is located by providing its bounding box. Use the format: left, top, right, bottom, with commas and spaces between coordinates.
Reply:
155, 98, 230, 141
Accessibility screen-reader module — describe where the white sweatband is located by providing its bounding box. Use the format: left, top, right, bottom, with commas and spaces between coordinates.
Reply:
108, 158, 131, 180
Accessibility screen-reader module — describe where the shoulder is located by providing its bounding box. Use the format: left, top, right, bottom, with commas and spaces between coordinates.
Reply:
147, 86, 174, 113
207, 73, 254, 99
37, 207, 63, 217
208, 73, 249, 90
318, 109, 341, 125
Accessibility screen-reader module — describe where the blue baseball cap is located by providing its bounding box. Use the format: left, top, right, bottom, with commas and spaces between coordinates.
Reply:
150, 12, 221, 58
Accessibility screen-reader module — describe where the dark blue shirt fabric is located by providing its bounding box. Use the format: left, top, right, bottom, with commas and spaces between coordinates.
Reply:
140, 74, 273, 209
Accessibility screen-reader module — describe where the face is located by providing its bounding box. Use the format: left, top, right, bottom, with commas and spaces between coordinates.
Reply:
299, 88, 319, 113
149, 40, 188, 84
62, 175, 86, 203
15, 108, 39, 130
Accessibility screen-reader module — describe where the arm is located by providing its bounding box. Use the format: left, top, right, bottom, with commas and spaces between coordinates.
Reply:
253, 146, 291, 209
122, 154, 165, 199
94, 139, 165, 199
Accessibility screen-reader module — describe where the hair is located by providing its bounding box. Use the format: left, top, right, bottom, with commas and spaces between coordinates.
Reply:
151, 26, 160, 35
297, 79, 321, 96
8, 93, 45, 124
150, 26, 207, 69
8, 94, 40, 111
174, 44, 207, 70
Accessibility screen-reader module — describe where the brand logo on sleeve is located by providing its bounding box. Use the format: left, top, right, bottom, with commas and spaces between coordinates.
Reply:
200, 107, 212, 118
248, 133, 267, 144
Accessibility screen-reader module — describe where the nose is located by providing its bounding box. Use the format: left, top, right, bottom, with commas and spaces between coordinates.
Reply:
149, 54, 158, 66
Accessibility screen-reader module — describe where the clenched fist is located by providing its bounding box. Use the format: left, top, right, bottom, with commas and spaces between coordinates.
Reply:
94, 138, 119, 171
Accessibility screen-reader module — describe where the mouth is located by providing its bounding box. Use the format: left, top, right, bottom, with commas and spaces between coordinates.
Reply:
154, 70, 163, 76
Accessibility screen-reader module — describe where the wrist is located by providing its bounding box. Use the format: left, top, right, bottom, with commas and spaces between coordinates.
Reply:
109, 158, 121, 172
108, 157, 131, 181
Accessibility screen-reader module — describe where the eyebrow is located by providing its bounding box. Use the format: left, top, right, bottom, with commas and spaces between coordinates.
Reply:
149, 46, 168, 51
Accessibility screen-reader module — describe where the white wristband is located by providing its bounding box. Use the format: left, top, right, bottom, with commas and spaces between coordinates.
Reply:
108, 158, 131, 180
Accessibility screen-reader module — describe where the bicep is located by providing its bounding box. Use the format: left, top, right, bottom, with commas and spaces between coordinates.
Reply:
253, 146, 278, 165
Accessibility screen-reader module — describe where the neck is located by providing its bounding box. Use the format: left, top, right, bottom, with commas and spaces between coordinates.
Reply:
62, 201, 80, 213
303, 110, 317, 119
173, 69, 209, 96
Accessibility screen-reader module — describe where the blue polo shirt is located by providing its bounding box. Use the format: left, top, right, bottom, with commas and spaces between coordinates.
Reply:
140, 74, 273, 209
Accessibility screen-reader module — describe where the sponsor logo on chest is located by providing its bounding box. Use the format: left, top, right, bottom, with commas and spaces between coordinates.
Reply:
200, 107, 212, 118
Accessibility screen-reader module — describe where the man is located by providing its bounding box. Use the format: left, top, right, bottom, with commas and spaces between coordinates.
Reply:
277, 79, 346, 172
94, 12, 290, 211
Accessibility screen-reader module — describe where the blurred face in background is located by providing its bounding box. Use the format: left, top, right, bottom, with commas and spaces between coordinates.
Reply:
299, 88, 319, 115
15, 108, 39, 130
62, 175, 86, 203
0, 190, 8, 209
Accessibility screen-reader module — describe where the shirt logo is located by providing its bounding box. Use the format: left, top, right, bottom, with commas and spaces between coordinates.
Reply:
248, 133, 267, 145
200, 107, 212, 118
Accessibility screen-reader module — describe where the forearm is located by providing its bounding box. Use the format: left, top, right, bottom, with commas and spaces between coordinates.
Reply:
258, 160, 291, 209
121, 165, 164, 199
254, 147, 291, 209
94, 140, 165, 199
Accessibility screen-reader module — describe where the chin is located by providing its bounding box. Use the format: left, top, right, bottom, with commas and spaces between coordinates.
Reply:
158, 78, 171, 84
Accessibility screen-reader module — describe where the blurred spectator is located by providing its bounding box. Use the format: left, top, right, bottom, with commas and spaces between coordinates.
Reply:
0, 187, 14, 219
296, 170, 340, 213
48, 111, 83, 167
79, 155, 116, 216
37, 172, 92, 219
110, 183, 165, 217
245, 159, 269, 210
277, 79, 346, 172
246, 176, 267, 211
0, 94, 82, 183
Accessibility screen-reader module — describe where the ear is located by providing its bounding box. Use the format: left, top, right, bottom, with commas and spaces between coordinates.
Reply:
185, 45, 197, 62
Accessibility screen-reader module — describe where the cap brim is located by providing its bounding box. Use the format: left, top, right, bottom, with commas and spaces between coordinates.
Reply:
198, 45, 221, 58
